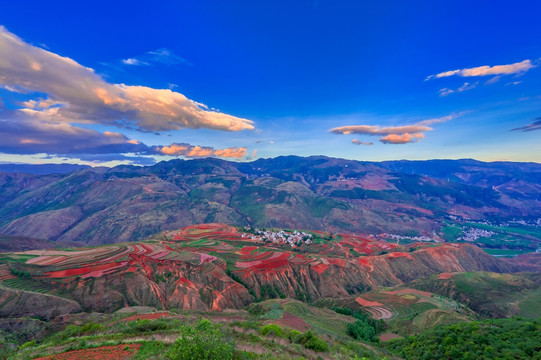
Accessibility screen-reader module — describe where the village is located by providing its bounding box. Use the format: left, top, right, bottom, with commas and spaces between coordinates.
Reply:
241, 227, 313, 247
458, 227, 496, 242
376, 233, 435, 244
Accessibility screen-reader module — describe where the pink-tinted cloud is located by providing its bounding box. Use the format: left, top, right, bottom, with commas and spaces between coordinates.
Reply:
427, 59, 534, 80
0, 26, 254, 132
380, 133, 424, 144
151, 143, 247, 159
330, 114, 460, 145
330, 124, 432, 136
352, 139, 373, 146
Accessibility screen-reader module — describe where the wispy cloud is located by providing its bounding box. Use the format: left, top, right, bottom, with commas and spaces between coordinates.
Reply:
426, 59, 535, 80
352, 139, 373, 146
330, 114, 459, 144
122, 48, 191, 67
438, 81, 478, 97
511, 117, 541, 132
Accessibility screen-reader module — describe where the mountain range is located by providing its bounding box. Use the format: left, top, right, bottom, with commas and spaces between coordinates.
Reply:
0, 156, 540, 246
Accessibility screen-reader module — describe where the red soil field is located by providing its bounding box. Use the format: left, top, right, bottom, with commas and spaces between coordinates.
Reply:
327, 258, 346, 267
311, 263, 329, 274
386, 252, 414, 260
252, 259, 289, 271
382, 288, 433, 297
119, 312, 170, 322
355, 297, 384, 307
276, 311, 311, 331
379, 332, 403, 342
43, 262, 127, 278
438, 272, 454, 279
239, 246, 258, 255
34, 344, 141, 360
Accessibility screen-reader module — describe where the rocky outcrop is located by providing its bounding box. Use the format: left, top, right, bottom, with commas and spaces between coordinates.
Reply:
62, 257, 254, 313
236, 244, 515, 301
0, 287, 82, 320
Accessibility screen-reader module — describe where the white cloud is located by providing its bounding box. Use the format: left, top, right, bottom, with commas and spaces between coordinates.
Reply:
121, 58, 147, 66
427, 59, 535, 80
330, 114, 461, 144
438, 82, 478, 97
352, 139, 373, 146
0, 26, 254, 133
121, 48, 190, 67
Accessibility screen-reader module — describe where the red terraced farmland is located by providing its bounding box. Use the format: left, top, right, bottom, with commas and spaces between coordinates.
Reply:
382, 288, 433, 297
438, 272, 455, 279
119, 312, 170, 322
250, 258, 289, 270
311, 263, 329, 274
198, 252, 217, 264
327, 258, 346, 267
386, 252, 414, 260
355, 297, 384, 307
239, 246, 258, 255
34, 344, 141, 360
43, 262, 127, 278
276, 311, 311, 331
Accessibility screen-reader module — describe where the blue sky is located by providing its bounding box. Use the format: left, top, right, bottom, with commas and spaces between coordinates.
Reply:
0, 0, 540, 166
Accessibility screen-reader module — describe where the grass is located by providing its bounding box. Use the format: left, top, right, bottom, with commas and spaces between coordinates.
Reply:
2, 277, 53, 294
440, 224, 463, 242
483, 248, 531, 257
465, 222, 541, 239
4, 309, 383, 360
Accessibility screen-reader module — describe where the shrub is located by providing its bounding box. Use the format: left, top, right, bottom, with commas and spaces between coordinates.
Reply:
260, 324, 283, 337
167, 319, 234, 360
347, 320, 376, 341
288, 329, 302, 342
295, 330, 329, 352
247, 304, 265, 317
124, 319, 168, 334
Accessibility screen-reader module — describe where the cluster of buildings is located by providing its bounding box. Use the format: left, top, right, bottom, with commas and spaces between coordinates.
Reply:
241, 227, 313, 247
378, 233, 434, 244
458, 227, 495, 242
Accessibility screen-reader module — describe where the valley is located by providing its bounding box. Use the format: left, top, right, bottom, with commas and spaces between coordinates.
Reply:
0, 223, 539, 359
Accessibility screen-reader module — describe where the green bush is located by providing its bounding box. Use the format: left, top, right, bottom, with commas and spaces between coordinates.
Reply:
167, 319, 235, 360
131, 341, 168, 360
295, 330, 329, 352
246, 304, 265, 317
288, 329, 302, 342
123, 319, 169, 334
386, 317, 541, 360
260, 324, 283, 337
347, 320, 376, 341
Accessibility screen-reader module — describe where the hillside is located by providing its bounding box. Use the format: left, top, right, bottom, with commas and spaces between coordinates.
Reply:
0, 156, 540, 246
0, 224, 537, 359
0, 224, 514, 317
408, 272, 541, 319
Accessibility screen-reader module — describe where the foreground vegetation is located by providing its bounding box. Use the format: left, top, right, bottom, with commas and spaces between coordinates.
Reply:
386, 317, 541, 360
3, 311, 540, 360
1, 302, 382, 360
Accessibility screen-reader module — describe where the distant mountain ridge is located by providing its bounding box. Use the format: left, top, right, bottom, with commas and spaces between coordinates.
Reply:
0, 163, 90, 175
0, 156, 540, 245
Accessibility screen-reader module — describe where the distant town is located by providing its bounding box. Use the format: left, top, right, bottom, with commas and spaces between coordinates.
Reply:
241, 227, 313, 247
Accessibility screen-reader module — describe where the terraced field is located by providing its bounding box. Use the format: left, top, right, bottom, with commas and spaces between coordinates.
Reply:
316, 286, 473, 334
